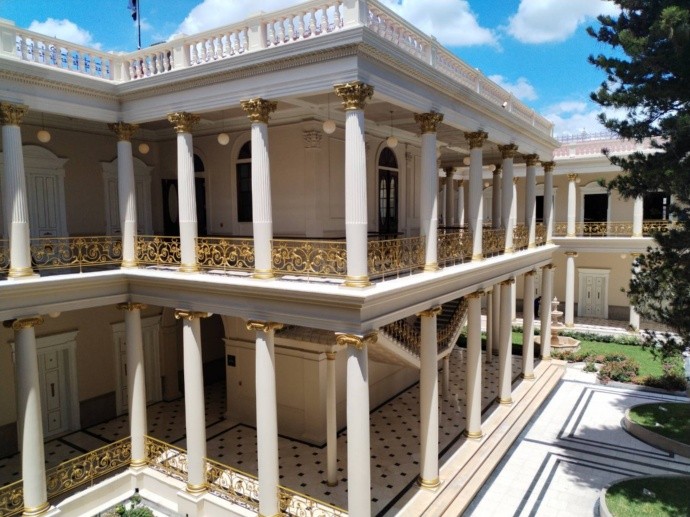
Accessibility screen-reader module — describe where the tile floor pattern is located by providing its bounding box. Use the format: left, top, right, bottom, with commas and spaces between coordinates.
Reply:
0, 348, 522, 516
465, 366, 690, 517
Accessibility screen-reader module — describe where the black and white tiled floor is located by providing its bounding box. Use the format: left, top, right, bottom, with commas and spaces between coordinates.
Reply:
0, 349, 522, 516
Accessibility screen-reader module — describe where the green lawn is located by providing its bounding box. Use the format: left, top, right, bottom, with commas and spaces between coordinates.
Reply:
605, 476, 690, 517
574, 341, 665, 378
628, 403, 690, 445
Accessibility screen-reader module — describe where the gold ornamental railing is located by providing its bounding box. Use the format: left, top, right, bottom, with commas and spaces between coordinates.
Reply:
535, 223, 546, 245
197, 236, 254, 272
0, 438, 132, 517
438, 229, 472, 267
553, 220, 674, 237
437, 297, 469, 350
0, 240, 8, 274
483, 228, 505, 257
136, 235, 181, 266
513, 224, 529, 251
368, 235, 425, 278
273, 239, 346, 277
643, 219, 674, 235
30, 236, 123, 272
381, 319, 421, 356
279, 485, 348, 517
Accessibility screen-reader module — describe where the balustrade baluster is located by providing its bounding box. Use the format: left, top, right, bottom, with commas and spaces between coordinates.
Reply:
309, 9, 317, 35
222, 33, 231, 56
321, 6, 329, 33
189, 42, 198, 64
21, 39, 29, 61
277, 18, 286, 43
234, 31, 242, 53
287, 16, 295, 40
297, 13, 305, 39
333, 2, 341, 28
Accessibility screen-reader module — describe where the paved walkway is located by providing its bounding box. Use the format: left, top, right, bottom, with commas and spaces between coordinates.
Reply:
465, 365, 690, 516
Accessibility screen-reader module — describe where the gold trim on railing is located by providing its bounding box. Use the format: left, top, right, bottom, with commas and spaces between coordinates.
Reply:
535, 223, 546, 245
30, 236, 123, 272
197, 237, 254, 272
513, 224, 529, 251
145, 435, 188, 482
437, 298, 468, 350
0, 479, 23, 517
272, 239, 346, 277
483, 228, 505, 257
382, 319, 421, 356
438, 229, 472, 267
279, 484, 348, 517
0, 240, 8, 274
206, 457, 260, 512
368, 235, 425, 278
136, 235, 182, 266
643, 219, 674, 235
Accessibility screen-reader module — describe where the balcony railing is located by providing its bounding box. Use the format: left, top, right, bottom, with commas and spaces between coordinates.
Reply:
553, 220, 674, 238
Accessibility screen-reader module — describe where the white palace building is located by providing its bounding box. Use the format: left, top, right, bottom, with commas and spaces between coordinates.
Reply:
0, 1, 669, 516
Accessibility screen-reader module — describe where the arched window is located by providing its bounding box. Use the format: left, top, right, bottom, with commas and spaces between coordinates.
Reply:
378, 147, 399, 234
236, 141, 252, 223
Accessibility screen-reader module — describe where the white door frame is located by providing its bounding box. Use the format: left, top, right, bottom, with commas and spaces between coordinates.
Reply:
577, 268, 610, 319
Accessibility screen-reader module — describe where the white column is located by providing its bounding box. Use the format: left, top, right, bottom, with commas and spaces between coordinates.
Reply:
543, 162, 555, 244
485, 288, 493, 362
540, 265, 554, 359
490, 285, 500, 362
457, 180, 465, 226
418, 307, 441, 488
12, 316, 49, 515
633, 196, 644, 237
118, 303, 148, 467
444, 169, 455, 226
168, 112, 200, 272
336, 332, 376, 517
174, 309, 209, 493
241, 99, 277, 279
629, 253, 641, 330
565, 252, 577, 327
416, 111, 444, 271
567, 173, 578, 237
247, 320, 283, 516
498, 279, 514, 404
465, 291, 483, 438
524, 154, 538, 248
442, 354, 450, 398
499, 144, 518, 253
522, 272, 536, 380
335, 82, 374, 287
1, 103, 34, 278
109, 123, 140, 268
491, 167, 501, 229
465, 131, 488, 260
326, 352, 338, 486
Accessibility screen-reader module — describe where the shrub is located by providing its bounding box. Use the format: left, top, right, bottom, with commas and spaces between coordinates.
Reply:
598, 357, 640, 384
583, 361, 598, 373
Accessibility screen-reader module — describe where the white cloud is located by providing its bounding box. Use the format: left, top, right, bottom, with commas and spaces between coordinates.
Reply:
488, 75, 537, 101
381, 0, 497, 47
28, 18, 100, 49
507, 0, 619, 44
544, 100, 626, 136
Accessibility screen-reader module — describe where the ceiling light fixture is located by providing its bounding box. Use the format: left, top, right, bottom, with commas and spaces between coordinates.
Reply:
217, 109, 230, 145
37, 113, 51, 143
386, 110, 398, 149
323, 93, 336, 135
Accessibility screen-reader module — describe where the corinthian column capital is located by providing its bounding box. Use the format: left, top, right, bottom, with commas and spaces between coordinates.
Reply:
108, 122, 139, 141
542, 161, 555, 173
523, 153, 539, 166
334, 82, 374, 111
498, 143, 519, 159
335, 332, 378, 350
167, 112, 200, 133
0, 103, 28, 126
415, 111, 444, 134
464, 131, 488, 149
240, 98, 277, 124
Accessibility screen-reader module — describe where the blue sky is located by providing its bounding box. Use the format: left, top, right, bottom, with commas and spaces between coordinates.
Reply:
2, 0, 622, 136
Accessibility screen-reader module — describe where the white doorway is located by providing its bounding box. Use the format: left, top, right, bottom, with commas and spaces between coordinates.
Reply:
112, 316, 162, 416
577, 268, 609, 319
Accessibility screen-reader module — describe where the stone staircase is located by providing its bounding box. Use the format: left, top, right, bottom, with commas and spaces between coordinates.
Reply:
370, 297, 468, 368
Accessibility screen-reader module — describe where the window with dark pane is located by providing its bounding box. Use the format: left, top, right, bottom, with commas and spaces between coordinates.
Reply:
378, 147, 399, 235
236, 141, 252, 222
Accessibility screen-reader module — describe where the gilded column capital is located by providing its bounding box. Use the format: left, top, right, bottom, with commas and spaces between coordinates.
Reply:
492, 166, 502, 176
466, 290, 484, 299
443, 166, 454, 177
456, 179, 464, 188
333, 82, 374, 111
631, 252, 642, 258
524, 269, 537, 278
543, 263, 555, 271
500, 277, 515, 286
415, 111, 444, 134
10, 316, 44, 331
108, 122, 139, 141
335, 331, 377, 350
524, 153, 539, 166
464, 131, 488, 149
167, 112, 200, 133
567, 173, 578, 182
174, 309, 211, 321
498, 143, 519, 159
246, 320, 284, 333
240, 98, 277, 124
326, 351, 337, 360
116, 302, 148, 311
564, 251, 578, 257
542, 161, 555, 173
303, 130, 322, 149
417, 306, 442, 318
0, 103, 28, 126
513, 177, 519, 185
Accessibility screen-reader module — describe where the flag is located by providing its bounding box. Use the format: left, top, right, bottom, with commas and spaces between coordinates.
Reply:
128, 0, 138, 21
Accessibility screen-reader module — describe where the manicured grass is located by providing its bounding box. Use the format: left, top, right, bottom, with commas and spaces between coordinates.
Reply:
575, 340, 665, 378
605, 476, 690, 517
628, 403, 690, 445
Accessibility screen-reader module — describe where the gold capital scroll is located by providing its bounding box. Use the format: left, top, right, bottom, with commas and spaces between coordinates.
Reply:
174, 309, 211, 321
240, 98, 277, 124
465, 289, 484, 299
524, 153, 539, 167
567, 172, 578, 182
542, 161, 555, 173
500, 277, 515, 287
6, 316, 44, 331
493, 165, 502, 176
564, 251, 578, 257
0, 102, 28, 126
108, 122, 139, 141
116, 302, 148, 311
335, 331, 378, 350
246, 321, 284, 333
417, 306, 442, 318
524, 269, 537, 278
415, 111, 444, 134
334, 82, 374, 111
498, 143, 519, 159
464, 131, 488, 149
167, 112, 200, 134
513, 177, 519, 185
